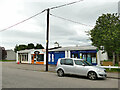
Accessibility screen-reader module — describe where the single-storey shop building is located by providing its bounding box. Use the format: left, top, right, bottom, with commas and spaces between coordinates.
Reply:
16, 46, 108, 66
16, 49, 46, 64
48, 46, 108, 66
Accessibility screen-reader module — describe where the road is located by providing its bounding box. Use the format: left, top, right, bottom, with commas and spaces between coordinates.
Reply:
1, 62, 119, 88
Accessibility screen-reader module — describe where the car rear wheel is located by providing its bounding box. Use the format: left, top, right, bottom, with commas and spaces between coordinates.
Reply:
88, 71, 97, 80
57, 69, 64, 77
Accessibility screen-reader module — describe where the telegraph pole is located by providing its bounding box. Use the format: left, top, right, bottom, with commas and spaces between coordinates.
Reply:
46, 8, 50, 71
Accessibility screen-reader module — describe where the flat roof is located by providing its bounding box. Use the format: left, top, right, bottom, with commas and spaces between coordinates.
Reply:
49, 46, 97, 52
17, 49, 45, 53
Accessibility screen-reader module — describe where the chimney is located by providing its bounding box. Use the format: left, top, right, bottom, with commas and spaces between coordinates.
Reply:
54, 42, 59, 47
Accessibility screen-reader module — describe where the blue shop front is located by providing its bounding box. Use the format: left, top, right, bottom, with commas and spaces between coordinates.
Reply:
48, 51, 65, 65
70, 50, 97, 65
48, 46, 98, 65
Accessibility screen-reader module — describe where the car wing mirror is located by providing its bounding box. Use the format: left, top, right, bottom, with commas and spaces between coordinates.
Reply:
82, 64, 85, 66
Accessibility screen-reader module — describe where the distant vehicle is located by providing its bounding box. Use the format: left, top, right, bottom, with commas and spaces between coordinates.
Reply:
56, 58, 107, 80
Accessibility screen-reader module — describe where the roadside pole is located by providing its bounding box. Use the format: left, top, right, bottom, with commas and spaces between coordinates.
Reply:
46, 8, 50, 71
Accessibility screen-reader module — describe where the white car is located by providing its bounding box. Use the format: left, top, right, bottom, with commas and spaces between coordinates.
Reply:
56, 58, 107, 80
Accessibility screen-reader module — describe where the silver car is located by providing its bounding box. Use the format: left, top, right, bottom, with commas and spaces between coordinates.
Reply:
56, 58, 107, 80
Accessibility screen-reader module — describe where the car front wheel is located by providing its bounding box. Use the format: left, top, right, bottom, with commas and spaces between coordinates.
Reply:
57, 69, 64, 77
88, 71, 97, 80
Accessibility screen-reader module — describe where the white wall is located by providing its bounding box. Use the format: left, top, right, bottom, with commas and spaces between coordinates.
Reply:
16, 52, 18, 63
65, 50, 71, 58
97, 50, 108, 66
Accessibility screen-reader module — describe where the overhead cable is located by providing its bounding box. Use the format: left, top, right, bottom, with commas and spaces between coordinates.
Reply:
0, 0, 84, 32
50, 0, 83, 10
50, 13, 94, 27
0, 9, 46, 32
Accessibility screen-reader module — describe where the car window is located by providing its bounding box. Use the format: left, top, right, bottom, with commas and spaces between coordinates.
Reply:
65, 59, 73, 66
60, 59, 65, 65
74, 60, 83, 65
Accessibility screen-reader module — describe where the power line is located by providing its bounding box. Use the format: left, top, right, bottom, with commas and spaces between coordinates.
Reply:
0, 0, 84, 32
50, 0, 84, 10
0, 9, 46, 32
50, 13, 94, 27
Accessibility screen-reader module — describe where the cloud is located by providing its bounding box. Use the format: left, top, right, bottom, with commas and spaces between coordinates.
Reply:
0, 0, 119, 49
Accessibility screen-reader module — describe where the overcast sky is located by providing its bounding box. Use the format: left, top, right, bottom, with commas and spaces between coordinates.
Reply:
0, 0, 119, 50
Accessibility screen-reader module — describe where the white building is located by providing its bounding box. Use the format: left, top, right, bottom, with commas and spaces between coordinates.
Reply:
16, 49, 46, 64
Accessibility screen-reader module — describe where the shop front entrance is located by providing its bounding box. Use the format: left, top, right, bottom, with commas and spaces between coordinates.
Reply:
71, 50, 97, 65
31, 54, 44, 64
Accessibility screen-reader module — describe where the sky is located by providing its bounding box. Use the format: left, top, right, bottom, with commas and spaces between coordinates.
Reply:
0, 0, 119, 50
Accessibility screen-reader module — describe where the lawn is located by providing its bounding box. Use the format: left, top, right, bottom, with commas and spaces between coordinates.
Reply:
0, 60, 16, 62
105, 68, 120, 73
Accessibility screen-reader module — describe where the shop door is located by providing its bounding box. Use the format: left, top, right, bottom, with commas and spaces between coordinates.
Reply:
87, 54, 92, 64
54, 52, 65, 65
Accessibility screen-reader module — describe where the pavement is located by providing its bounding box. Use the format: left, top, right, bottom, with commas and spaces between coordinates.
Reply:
1, 62, 120, 79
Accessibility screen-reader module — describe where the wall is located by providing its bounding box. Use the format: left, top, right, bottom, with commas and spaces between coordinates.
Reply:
6, 50, 16, 60
99, 50, 108, 61
0, 47, 2, 60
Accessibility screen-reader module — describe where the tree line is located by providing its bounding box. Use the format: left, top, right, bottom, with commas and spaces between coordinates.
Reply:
14, 43, 44, 53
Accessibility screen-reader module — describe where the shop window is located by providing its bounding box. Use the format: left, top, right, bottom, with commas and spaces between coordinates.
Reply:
36, 54, 44, 62
82, 54, 87, 60
31, 55, 34, 60
18, 53, 28, 61
71, 53, 78, 58
91, 53, 97, 63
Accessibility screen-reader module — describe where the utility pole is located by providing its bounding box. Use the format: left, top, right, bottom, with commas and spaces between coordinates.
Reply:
46, 8, 50, 71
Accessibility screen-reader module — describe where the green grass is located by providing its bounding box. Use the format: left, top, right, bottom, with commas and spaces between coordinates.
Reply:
0, 60, 16, 62
105, 68, 120, 72
114, 64, 119, 66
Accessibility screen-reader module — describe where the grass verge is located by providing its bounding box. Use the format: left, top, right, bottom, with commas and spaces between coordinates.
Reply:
105, 68, 120, 73
0, 60, 16, 62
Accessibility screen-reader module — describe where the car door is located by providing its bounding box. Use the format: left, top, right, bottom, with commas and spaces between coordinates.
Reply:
62, 59, 75, 74
74, 60, 88, 76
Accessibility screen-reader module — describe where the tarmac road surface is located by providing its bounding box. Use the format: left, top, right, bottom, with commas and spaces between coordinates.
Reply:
2, 62, 119, 88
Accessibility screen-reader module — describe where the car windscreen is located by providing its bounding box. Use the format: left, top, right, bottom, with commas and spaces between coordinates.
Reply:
82, 60, 92, 66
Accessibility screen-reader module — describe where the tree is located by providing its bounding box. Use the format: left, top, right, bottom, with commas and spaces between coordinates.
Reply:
27, 43, 34, 49
14, 43, 44, 52
88, 13, 120, 65
14, 44, 27, 52
35, 44, 44, 49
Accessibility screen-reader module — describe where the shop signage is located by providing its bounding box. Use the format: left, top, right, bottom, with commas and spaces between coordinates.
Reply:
34, 51, 40, 55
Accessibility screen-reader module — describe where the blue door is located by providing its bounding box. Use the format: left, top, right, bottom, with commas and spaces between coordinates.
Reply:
54, 52, 65, 65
